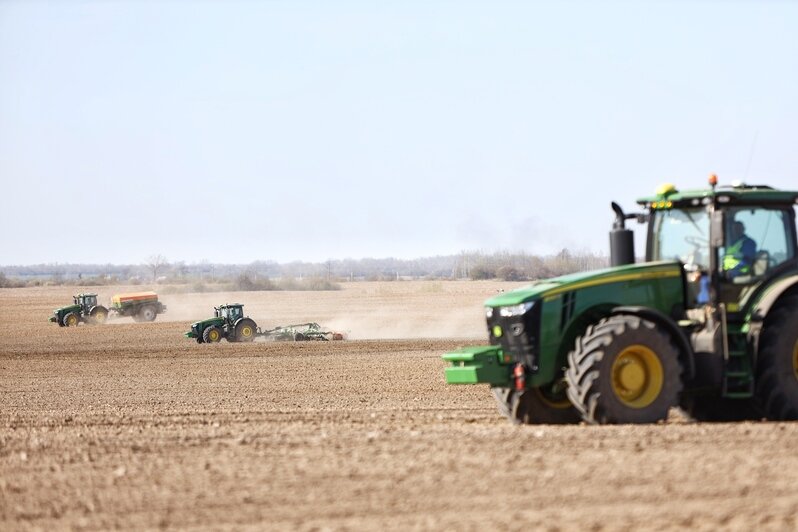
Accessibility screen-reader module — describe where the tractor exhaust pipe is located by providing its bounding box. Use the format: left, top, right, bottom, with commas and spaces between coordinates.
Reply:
610, 202, 635, 266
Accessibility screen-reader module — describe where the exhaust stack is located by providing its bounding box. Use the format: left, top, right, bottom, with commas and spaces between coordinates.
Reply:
610, 202, 635, 266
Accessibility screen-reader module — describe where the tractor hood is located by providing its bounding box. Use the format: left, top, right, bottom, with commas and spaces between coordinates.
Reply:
485, 261, 683, 307
185, 316, 225, 338
52, 304, 81, 315
190, 317, 224, 329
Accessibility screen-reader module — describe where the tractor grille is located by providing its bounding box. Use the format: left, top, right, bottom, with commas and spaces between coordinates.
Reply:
487, 303, 542, 372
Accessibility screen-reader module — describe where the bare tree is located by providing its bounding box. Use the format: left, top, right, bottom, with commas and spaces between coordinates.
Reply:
146, 254, 168, 283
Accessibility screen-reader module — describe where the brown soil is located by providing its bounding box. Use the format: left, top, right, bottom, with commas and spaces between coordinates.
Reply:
2, 283, 798, 530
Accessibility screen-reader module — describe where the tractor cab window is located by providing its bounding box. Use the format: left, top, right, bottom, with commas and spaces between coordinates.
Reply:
226, 306, 242, 322
721, 207, 796, 283
84, 295, 96, 307
649, 208, 710, 269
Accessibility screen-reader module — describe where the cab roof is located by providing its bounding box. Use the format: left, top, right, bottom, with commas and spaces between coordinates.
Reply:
637, 182, 798, 209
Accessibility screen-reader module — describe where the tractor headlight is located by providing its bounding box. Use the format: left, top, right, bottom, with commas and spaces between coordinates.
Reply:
485, 307, 494, 319
499, 301, 535, 317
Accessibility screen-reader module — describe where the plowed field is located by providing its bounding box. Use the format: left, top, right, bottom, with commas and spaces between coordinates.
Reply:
2, 283, 798, 530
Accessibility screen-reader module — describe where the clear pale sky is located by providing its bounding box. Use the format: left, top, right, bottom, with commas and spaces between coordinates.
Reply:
1, 1, 796, 265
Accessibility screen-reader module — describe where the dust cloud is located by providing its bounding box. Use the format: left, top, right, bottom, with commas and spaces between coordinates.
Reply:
322, 310, 486, 340
88, 281, 511, 340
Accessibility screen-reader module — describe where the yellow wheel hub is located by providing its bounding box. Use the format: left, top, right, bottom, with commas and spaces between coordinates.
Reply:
209, 330, 220, 341
610, 344, 664, 408
67, 316, 77, 326
242, 327, 252, 337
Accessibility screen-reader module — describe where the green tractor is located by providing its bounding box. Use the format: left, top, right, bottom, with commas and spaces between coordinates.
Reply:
443, 178, 798, 424
184, 304, 258, 343
48, 293, 109, 327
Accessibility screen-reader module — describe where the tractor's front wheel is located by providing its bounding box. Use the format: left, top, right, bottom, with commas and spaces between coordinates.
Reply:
203, 326, 223, 343
63, 312, 79, 327
491, 384, 581, 425
565, 315, 683, 424
236, 319, 257, 342
755, 295, 798, 420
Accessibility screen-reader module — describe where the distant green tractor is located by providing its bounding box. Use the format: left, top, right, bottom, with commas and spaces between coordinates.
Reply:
444, 178, 798, 424
185, 304, 257, 343
48, 293, 109, 327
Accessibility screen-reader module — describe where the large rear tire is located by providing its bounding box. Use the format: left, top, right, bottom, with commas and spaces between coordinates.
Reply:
491, 384, 581, 425
236, 318, 257, 342
755, 296, 798, 420
565, 315, 683, 424
63, 312, 79, 327
90, 306, 108, 325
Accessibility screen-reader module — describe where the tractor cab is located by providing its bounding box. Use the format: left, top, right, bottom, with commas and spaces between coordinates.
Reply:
636, 180, 798, 313
218, 304, 244, 324
75, 293, 98, 312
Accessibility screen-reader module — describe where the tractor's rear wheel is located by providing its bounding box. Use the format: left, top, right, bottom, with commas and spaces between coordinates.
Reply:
755, 296, 798, 420
565, 315, 683, 424
138, 305, 157, 322
63, 312, 79, 327
236, 319, 257, 342
491, 384, 581, 425
90, 306, 108, 325
202, 326, 223, 343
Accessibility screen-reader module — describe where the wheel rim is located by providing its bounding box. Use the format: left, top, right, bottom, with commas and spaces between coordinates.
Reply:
209, 329, 220, 342
241, 326, 253, 338
96, 312, 106, 323
610, 344, 664, 408
67, 315, 77, 326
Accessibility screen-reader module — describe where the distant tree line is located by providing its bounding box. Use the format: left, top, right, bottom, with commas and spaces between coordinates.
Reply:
0, 249, 608, 289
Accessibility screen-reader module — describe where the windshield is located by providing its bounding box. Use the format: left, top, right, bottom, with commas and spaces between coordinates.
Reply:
649, 208, 710, 268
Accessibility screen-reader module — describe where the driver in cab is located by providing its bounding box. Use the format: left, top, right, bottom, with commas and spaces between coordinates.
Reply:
723, 221, 756, 278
